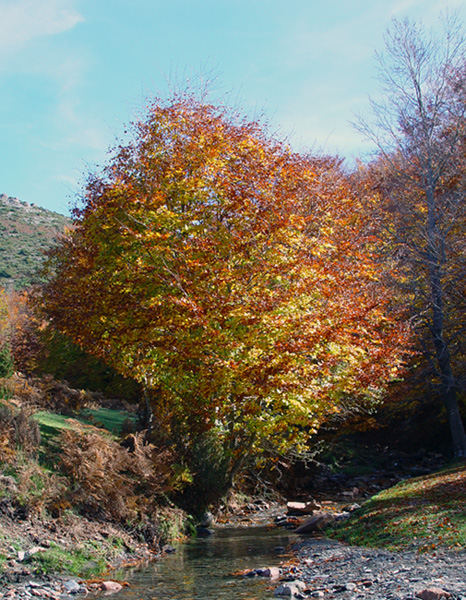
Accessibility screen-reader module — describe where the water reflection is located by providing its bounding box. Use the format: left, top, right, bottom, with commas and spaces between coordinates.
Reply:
97, 526, 295, 600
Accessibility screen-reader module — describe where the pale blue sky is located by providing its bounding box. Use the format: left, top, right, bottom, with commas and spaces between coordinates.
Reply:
0, 0, 462, 215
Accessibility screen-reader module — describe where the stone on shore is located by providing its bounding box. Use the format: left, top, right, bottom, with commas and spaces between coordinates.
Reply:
415, 588, 451, 600
286, 500, 321, 515
17, 547, 44, 562
274, 579, 306, 597
63, 579, 81, 593
294, 511, 337, 533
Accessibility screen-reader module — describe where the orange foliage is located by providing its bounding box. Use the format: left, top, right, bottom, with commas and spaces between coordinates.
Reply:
41, 93, 411, 457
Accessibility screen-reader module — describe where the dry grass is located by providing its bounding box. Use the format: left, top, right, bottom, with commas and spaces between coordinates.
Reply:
59, 430, 175, 522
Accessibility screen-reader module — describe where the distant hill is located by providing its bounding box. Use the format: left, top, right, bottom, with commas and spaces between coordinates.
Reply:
0, 194, 71, 289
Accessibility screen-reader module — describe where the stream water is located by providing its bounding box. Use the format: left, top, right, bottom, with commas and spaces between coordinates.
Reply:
96, 526, 297, 600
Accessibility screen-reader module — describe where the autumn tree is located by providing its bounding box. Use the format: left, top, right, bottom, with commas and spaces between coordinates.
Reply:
41, 94, 409, 488
356, 17, 466, 456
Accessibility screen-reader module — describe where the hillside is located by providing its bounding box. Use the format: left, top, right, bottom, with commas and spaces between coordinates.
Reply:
0, 194, 70, 289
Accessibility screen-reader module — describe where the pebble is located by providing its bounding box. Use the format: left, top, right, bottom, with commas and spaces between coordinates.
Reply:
0, 579, 88, 600
277, 538, 466, 600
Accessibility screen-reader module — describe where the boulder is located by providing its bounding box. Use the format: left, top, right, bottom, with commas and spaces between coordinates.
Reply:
63, 579, 81, 594
18, 547, 45, 562
274, 580, 306, 597
286, 500, 321, 515
343, 503, 361, 512
415, 589, 451, 600
196, 526, 213, 537
199, 511, 214, 527
294, 511, 337, 533
101, 581, 123, 593
257, 566, 280, 579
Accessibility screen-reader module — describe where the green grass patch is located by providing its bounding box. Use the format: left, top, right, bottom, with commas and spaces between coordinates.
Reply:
32, 408, 136, 469
33, 408, 134, 441
327, 463, 466, 552
29, 542, 109, 578
80, 408, 136, 435
33, 412, 83, 445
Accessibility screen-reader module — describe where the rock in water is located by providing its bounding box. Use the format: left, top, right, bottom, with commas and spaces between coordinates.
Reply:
294, 512, 337, 533
196, 526, 213, 537
101, 581, 123, 593
199, 511, 214, 527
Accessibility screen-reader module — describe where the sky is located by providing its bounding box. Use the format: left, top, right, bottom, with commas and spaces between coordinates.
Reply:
0, 0, 463, 215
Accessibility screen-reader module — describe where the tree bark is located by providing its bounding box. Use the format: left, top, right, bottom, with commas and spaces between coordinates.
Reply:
427, 192, 466, 457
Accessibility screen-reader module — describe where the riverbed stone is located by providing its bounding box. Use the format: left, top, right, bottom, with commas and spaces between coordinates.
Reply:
63, 579, 81, 593
287, 500, 321, 515
101, 580, 123, 593
281, 537, 465, 600
196, 526, 213, 537
254, 566, 280, 578
199, 511, 214, 527
294, 512, 336, 533
415, 588, 451, 600
274, 580, 306, 597
343, 503, 361, 512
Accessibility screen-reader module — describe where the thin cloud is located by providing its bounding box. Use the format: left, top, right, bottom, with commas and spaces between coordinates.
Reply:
0, 0, 83, 53
389, 0, 423, 16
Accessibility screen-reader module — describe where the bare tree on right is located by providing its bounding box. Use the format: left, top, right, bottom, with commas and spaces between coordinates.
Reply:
356, 15, 466, 456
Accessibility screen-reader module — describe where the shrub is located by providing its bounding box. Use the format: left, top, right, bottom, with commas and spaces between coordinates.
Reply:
174, 429, 232, 516
58, 430, 175, 523
15, 460, 66, 518
10, 374, 94, 414
0, 453, 66, 518
0, 404, 40, 461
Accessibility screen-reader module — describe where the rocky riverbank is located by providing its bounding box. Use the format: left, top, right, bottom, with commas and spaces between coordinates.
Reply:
3, 511, 465, 600
1, 462, 464, 600
0, 498, 174, 600
236, 500, 465, 600
1, 576, 129, 599
275, 537, 465, 600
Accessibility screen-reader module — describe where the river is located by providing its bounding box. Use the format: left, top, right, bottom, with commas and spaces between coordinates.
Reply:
95, 525, 297, 600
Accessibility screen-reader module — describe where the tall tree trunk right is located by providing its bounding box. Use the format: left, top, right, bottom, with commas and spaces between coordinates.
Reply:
427, 193, 466, 457
444, 388, 466, 458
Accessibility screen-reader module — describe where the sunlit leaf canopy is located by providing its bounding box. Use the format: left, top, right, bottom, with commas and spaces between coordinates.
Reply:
42, 93, 410, 454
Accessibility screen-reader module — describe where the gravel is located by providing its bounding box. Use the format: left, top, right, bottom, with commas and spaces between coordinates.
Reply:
278, 537, 466, 600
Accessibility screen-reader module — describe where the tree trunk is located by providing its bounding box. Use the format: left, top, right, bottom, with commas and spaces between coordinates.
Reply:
140, 387, 154, 440
444, 388, 466, 458
427, 193, 466, 457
